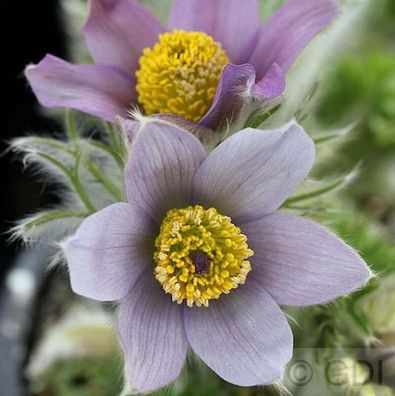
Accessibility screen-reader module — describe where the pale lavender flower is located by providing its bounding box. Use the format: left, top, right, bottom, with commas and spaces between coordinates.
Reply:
26, 0, 338, 128
65, 120, 371, 392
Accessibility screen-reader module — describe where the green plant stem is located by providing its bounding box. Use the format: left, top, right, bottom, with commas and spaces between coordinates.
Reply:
284, 178, 347, 206
107, 122, 119, 148
36, 151, 96, 213
68, 173, 96, 213
88, 139, 124, 169
314, 133, 342, 144
347, 303, 372, 337
65, 110, 79, 146
23, 210, 88, 230
104, 121, 126, 167
22, 137, 74, 153
31, 138, 121, 204
87, 161, 124, 201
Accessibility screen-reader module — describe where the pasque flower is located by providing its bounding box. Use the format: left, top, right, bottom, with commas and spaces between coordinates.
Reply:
26, 0, 338, 128
65, 119, 371, 392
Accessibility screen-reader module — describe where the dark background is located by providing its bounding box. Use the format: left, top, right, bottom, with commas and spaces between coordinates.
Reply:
1, 0, 67, 283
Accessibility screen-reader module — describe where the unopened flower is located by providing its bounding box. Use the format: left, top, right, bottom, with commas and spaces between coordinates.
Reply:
65, 119, 370, 392
26, 0, 338, 129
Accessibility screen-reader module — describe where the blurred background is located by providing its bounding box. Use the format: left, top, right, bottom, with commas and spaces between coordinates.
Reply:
1, 1, 66, 393
1, 0, 66, 282
1, 0, 395, 395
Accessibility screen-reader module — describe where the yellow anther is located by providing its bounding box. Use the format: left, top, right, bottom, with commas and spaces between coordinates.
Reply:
154, 205, 253, 307
166, 265, 174, 274
136, 30, 229, 122
186, 284, 195, 293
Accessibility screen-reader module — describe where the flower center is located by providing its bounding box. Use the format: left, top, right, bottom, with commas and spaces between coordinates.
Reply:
154, 205, 253, 307
136, 30, 229, 123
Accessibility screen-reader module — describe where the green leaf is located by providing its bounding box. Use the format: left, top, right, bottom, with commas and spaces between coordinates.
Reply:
35, 150, 97, 213
10, 209, 89, 243
102, 122, 127, 167
284, 167, 359, 206
244, 104, 281, 128
65, 109, 80, 146
22, 210, 88, 230
86, 161, 124, 202
313, 123, 356, 145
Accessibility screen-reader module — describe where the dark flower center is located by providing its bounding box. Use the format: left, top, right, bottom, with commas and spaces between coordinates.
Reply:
190, 250, 211, 275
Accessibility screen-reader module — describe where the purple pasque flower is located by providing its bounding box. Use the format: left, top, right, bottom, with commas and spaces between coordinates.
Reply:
26, 0, 338, 129
65, 119, 371, 392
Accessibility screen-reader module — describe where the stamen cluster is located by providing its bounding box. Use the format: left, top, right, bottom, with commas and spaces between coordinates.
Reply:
154, 205, 253, 307
136, 30, 229, 122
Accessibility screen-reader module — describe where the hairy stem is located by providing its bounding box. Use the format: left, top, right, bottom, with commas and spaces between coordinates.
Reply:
36, 151, 96, 213
22, 210, 88, 230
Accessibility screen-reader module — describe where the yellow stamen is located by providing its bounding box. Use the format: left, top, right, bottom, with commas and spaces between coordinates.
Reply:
136, 30, 229, 122
154, 205, 253, 307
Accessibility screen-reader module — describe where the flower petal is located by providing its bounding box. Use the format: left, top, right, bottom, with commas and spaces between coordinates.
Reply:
118, 117, 140, 143
151, 114, 217, 147
25, 55, 135, 122
119, 115, 217, 148
65, 203, 155, 302
249, 0, 339, 78
244, 213, 372, 306
185, 280, 293, 386
84, 0, 165, 73
193, 121, 315, 223
119, 272, 188, 393
253, 63, 286, 98
169, 0, 261, 64
199, 63, 285, 129
125, 120, 207, 222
